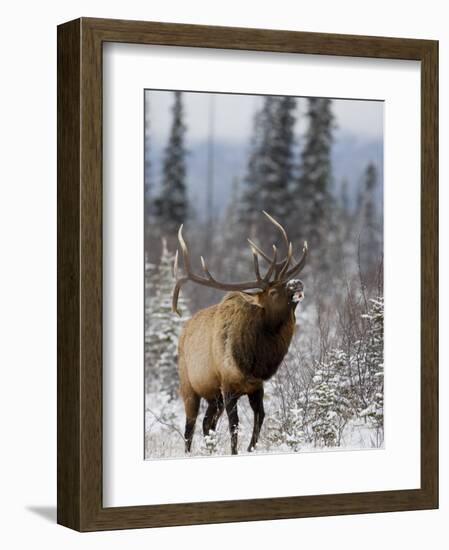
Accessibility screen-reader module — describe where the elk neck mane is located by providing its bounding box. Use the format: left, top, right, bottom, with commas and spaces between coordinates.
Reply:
220, 292, 295, 381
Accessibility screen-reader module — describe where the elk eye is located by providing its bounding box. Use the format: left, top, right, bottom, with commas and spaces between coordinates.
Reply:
269, 288, 278, 297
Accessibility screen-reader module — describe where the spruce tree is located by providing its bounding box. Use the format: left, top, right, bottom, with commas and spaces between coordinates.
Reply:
239, 96, 297, 240
144, 254, 158, 392
356, 162, 382, 272
154, 92, 188, 235
144, 95, 152, 253
144, 93, 151, 206
145, 238, 190, 399
239, 97, 273, 233
340, 177, 350, 214
269, 96, 297, 222
307, 349, 352, 447
295, 97, 335, 249
359, 297, 384, 444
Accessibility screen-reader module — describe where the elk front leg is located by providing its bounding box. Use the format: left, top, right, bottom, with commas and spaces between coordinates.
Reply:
224, 392, 239, 455
247, 387, 265, 452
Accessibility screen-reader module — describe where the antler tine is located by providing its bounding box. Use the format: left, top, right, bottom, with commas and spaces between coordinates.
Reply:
247, 238, 272, 264
262, 211, 296, 279
172, 225, 191, 315
281, 241, 308, 282
277, 241, 293, 281
263, 245, 278, 282
172, 275, 188, 316
248, 212, 296, 278
200, 255, 215, 281
172, 225, 195, 315
248, 243, 263, 282
177, 224, 191, 272
173, 249, 179, 278
262, 211, 290, 253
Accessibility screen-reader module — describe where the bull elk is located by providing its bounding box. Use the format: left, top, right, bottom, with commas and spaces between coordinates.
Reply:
172, 212, 308, 455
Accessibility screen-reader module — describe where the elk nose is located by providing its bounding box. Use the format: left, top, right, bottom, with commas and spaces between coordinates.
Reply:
287, 278, 304, 292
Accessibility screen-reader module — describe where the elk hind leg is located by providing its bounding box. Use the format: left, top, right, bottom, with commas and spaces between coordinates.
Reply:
247, 387, 265, 452
224, 392, 239, 455
183, 390, 200, 454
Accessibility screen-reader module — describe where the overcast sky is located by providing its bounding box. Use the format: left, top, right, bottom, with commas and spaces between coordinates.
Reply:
145, 90, 383, 145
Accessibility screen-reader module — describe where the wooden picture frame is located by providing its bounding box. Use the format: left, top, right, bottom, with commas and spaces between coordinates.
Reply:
57, 17, 438, 531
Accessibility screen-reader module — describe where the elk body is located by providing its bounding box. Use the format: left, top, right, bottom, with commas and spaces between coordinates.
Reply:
172, 212, 308, 455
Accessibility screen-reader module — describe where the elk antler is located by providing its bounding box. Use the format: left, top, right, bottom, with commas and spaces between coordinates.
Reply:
172, 212, 308, 315
172, 225, 278, 316
282, 240, 308, 281
247, 211, 307, 283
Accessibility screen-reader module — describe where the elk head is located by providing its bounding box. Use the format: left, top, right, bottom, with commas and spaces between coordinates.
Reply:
172, 211, 308, 323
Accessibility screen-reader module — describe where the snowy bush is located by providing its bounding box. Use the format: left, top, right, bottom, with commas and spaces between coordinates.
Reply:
306, 349, 353, 447
266, 402, 305, 452
258, 291, 384, 454
145, 238, 190, 399
358, 297, 384, 445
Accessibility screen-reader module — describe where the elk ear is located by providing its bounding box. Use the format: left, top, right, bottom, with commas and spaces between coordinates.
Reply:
238, 291, 264, 308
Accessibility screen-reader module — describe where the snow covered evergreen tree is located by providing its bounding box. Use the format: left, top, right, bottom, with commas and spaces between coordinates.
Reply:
144, 253, 158, 392
238, 97, 274, 234
356, 162, 382, 273
238, 96, 297, 239
144, 92, 151, 207
307, 349, 352, 447
268, 96, 297, 222
267, 402, 305, 452
145, 238, 190, 399
154, 92, 188, 236
340, 177, 350, 215
144, 94, 153, 254
359, 297, 384, 443
357, 162, 377, 214
144, 253, 156, 334
294, 98, 335, 249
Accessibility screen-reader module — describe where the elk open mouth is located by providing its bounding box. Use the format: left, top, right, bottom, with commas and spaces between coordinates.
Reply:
286, 279, 304, 303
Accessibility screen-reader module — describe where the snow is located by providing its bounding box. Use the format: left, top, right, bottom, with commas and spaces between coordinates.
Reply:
144, 386, 384, 459
143, 92, 384, 459
144, 265, 384, 459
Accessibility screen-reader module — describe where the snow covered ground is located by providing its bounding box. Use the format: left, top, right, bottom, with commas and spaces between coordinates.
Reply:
144, 378, 383, 460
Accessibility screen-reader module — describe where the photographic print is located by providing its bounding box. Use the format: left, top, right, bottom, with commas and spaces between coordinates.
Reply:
58, 19, 437, 530
144, 90, 384, 459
